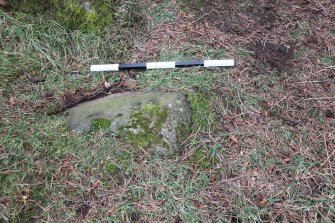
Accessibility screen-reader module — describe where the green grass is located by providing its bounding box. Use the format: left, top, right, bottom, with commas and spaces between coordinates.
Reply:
0, 8, 220, 222
319, 54, 334, 66
152, 0, 175, 23
1, 1, 335, 222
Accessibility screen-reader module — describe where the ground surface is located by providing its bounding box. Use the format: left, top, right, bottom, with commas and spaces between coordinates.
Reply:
1, 0, 335, 222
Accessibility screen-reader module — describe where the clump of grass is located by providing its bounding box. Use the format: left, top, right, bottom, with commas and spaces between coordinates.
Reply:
92, 117, 111, 131
152, 0, 175, 23
0, 8, 137, 112
187, 92, 216, 130
319, 54, 334, 66
190, 147, 218, 170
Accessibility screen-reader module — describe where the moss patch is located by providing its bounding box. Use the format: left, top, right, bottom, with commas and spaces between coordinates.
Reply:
10, 0, 113, 33
92, 117, 111, 131
51, 0, 113, 33
124, 104, 169, 149
104, 161, 118, 174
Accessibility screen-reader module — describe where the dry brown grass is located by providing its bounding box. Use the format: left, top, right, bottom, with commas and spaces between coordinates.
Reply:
1, 0, 334, 222
131, 0, 335, 221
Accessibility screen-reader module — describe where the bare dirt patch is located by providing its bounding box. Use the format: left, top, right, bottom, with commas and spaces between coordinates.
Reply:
200, 0, 278, 35
249, 40, 294, 72
52, 74, 138, 114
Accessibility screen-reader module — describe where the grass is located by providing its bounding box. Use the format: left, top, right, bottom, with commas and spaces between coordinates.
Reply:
0, 8, 217, 222
1, 0, 335, 222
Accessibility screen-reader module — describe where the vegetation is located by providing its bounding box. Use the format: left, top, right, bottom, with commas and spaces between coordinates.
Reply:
92, 117, 111, 131
9, 0, 113, 32
125, 104, 169, 149
1, 0, 335, 222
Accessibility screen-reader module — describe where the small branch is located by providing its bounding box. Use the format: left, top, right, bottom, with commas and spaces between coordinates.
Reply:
268, 93, 292, 112
191, 9, 215, 24
303, 96, 335, 101
294, 80, 335, 84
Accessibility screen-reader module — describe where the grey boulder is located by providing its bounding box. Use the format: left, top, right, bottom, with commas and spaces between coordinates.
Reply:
66, 91, 192, 154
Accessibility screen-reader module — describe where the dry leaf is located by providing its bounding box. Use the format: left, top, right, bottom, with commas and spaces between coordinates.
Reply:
124, 80, 137, 88
230, 135, 238, 144
257, 198, 267, 207
275, 202, 283, 208
252, 170, 259, 177
193, 200, 208, 209
19, 74, 27, 80
0, 197, 10, 207
21, 188, 30, 202
92, 180, 101, 190
193, 200, 202, 208
8, 96, 15, 106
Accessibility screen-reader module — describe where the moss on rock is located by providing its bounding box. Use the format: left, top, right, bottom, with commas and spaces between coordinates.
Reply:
124, 104, 169, 150
67, 92, 192, 155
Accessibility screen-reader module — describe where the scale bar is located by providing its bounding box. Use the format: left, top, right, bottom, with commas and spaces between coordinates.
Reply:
90, 59, 234, 72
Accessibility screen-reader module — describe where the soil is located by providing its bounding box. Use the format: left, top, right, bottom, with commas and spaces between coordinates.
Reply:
248, 40, 294, 73
52, 74, 137, 114
192, 0, 295, 73
76, 203, 90, 218
200, 0, 278, 35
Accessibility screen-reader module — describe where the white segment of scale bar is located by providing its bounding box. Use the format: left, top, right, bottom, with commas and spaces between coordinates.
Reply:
146, 62, 176, 69
90, 64, 119, 72
204, 60, 234, 67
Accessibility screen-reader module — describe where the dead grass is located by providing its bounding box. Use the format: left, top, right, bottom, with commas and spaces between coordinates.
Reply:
1, 0, 335, 222
128, 0, 335, 221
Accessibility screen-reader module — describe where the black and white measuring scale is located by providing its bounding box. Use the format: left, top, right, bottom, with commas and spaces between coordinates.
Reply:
90, 59, 234, 72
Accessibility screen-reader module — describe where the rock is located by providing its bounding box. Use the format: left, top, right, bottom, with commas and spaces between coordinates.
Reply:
66, 92, 192, 155
80, 1, 91, 11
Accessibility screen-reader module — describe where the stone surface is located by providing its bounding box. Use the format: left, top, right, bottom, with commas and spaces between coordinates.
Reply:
66, 91, 192, 154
